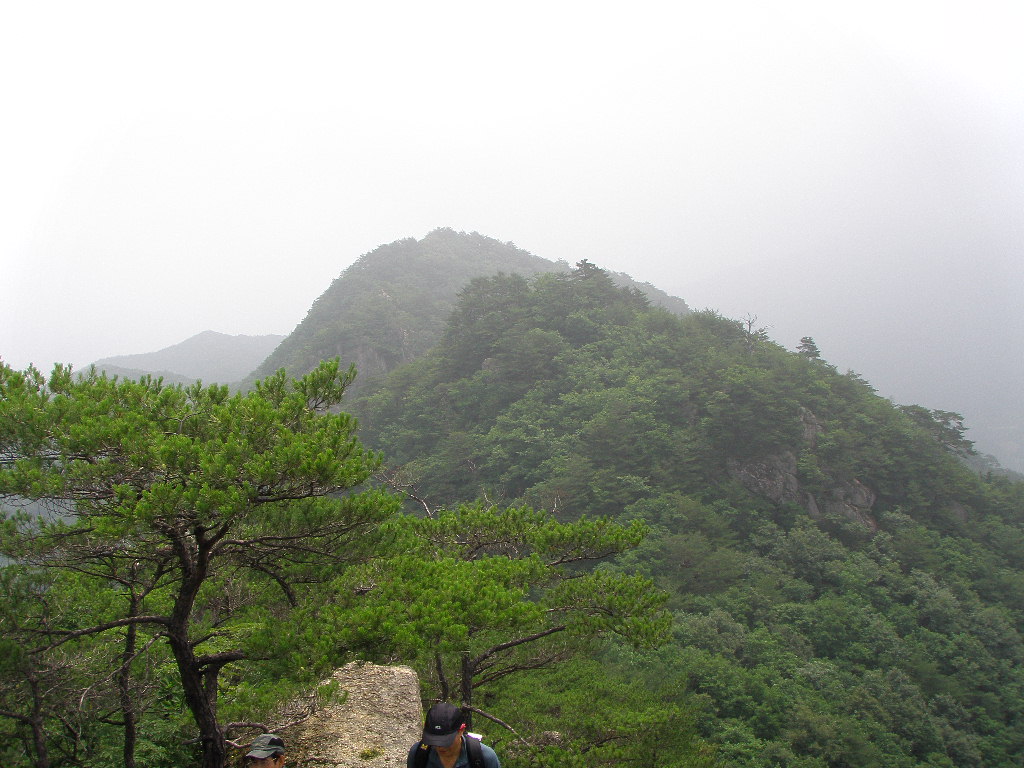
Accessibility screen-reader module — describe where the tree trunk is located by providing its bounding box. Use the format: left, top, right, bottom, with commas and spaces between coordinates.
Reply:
168, 629, 227, 768
27, 676, 51, 768
460, 652, 475, 729
435, 653, 450, 701
119, 594, 140, 768
169, 549, 225, 768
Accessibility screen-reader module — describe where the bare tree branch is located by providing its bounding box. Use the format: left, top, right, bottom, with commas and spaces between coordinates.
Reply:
469, 625, 566, 670
30, 615, 171, 654
464, 706, 530, 745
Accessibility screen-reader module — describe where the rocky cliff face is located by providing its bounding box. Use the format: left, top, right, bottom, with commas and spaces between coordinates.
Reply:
724, 407, 880, 530
270, 662, 423, 768
726, 451, 879, 531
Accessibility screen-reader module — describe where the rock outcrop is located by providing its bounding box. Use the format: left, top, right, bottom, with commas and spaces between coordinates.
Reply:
276, 662, 422, 768
815, 477, 877, 530
726, 450, 878, 531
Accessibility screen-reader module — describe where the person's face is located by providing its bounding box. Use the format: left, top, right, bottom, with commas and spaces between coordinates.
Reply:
246, 754, 284, 768
436, 728, 464, 757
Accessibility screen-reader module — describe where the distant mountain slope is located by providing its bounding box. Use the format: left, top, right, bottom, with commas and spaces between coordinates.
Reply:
244, 228, 688, 390
90, 330, 285, 384
84, 364, 199, 387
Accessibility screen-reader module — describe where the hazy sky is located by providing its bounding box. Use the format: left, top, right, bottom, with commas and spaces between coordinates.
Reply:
2, 2, 1022, 468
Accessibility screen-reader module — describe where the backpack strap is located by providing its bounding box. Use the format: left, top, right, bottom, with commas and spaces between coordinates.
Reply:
413, 741, 429, 768
413, 735, 485, 768
465, 734, 484, 768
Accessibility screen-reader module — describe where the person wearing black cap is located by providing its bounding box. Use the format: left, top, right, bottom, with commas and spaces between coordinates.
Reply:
407, 702, 500, 768
244, 733, 286, 767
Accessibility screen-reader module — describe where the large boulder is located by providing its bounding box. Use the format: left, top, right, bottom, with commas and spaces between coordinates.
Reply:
280, 662, 422, 768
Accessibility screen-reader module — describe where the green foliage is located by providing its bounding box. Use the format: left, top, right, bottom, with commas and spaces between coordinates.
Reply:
243, 230, 686, 393
489, 653, 715, 768
0, 359, 400, 768
355, 263, 993, 525
6, 251, 1024, 767
349, 260, 1024, 767
295, 503, 670, 728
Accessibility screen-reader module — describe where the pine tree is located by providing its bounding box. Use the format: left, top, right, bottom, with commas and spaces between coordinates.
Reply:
0, 360, 398, 768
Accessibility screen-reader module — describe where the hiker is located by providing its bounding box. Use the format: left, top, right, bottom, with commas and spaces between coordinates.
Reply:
244, 733, 286, 766
408, 702, 500, 768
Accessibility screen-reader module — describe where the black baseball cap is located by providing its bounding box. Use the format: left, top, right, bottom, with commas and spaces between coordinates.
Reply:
421, 702, 465, 747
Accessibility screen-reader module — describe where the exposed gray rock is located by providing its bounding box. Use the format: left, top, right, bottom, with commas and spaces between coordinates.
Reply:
799, 407, 825, 448
817, 478, 878, 531
726, 451, 806, 508
727, 451, 878, 530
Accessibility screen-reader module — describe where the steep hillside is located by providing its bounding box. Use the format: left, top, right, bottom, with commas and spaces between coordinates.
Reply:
243, 228, 688, 392
353, 262, 1024, 767
354, 263, 992, 523
91, 330, 284, 384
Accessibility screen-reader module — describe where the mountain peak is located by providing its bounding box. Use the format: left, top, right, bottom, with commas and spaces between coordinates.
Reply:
246, 230, 687, 388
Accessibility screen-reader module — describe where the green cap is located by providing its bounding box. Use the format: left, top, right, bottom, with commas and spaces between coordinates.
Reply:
246, 734, 285, 758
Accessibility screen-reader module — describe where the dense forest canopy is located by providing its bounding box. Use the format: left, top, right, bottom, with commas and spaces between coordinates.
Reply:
2, 252, 1023, 768
351, 262, 1024, 767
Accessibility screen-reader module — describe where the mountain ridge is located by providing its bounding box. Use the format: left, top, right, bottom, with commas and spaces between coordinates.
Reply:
77, 229, 1014, 475
240, 228, 689, 392
90, 330, 285, 384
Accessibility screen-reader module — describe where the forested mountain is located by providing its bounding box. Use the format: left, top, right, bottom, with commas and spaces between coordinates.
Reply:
242, 228, 689, 392
350, 262, 1024, 767
4, 240, 1023, 768
90, 330, 284, 384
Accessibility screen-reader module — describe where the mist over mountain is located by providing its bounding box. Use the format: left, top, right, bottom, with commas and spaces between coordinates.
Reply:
90, 330, 284, 385
672, 252, 1024, 474
6, 233, 1024, 767
242, 228, 689, 392
90, 229, 1016, 474
259, 228, 1015, 474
